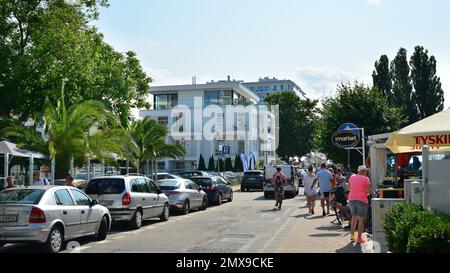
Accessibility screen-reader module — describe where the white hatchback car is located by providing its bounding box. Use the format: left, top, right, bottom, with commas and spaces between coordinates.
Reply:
84, 175, 170, 229
0, 186, 111, 253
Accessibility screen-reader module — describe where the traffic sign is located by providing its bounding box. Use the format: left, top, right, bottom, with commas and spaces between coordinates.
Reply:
338, 123, 360, 137
222, 145, 231, 156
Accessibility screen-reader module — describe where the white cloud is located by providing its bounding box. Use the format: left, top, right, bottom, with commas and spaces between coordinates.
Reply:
439, 63, 450, 108
291, 66, 357, 100
366, 0, 383, 6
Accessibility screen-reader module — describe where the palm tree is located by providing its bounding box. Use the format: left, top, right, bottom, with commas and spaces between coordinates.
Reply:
2, 80, 126, 179
126, 117, 185, 180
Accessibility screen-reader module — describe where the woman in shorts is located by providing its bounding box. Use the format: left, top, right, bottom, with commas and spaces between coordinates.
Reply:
303, 166, 318, 214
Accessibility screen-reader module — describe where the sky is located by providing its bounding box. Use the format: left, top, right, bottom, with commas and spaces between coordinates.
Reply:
93, 0, 450, 107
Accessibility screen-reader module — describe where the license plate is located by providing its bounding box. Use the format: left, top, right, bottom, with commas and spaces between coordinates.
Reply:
0, 215, 18, 223
248, 178, 256, 181
99, 200, 114, 206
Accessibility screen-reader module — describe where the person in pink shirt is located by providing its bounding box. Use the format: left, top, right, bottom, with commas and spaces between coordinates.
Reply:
348, 165, 372, 244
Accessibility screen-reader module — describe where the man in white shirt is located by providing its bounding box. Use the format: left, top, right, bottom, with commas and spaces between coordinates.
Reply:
32, 171, 50, 186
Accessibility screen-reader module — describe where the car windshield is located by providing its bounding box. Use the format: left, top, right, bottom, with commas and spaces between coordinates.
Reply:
190, 178, 213, 187
157, 180, 181, 190
75, 173, 88, 180
244, 172, 262, 176
85, 178, 125, 195
54, 180, 67, 186
0, 189, 45, 205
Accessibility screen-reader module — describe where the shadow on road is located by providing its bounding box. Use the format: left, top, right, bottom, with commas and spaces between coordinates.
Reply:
336, 242, 363, 253
261, 208, 282, 213
309, 233, 341, 238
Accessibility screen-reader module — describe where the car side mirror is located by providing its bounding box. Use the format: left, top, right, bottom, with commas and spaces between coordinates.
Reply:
91, 199, 99, 207
198, 186, 203, 192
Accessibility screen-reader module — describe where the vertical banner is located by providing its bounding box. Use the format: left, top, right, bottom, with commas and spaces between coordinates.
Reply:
249, 152, 256, 170
241, 153, 248, 172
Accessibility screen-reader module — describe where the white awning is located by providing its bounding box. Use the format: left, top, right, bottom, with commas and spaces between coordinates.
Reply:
0, 140, 49, 160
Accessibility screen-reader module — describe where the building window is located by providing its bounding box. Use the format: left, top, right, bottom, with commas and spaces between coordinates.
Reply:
158, 117, 168, 126
238, 141, 245, 154
157, 161, 166, 170
273, 85, 277, 91
280, 85, 284, 91
205, 90, 235, 106
154, 94, 178, 110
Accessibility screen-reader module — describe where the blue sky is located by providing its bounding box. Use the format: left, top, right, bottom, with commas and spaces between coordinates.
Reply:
93, 0, 450, 106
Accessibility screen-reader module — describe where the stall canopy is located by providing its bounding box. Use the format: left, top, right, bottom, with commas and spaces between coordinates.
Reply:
386, 108, 450, 154
0, 140, 48, 159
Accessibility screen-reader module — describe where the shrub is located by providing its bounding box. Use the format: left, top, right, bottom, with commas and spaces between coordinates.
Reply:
384, 203, 434, 253
407, 219, 450, 253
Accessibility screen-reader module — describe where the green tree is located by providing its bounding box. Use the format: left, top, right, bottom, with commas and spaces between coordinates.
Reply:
207, 155, 216, 171
224, 157, 233, 172
265, 92, 318, 160
217, 158, 224, 172
198, 154, 207, 171
2, 83, 123, 178
372, 55, 393, 103
0, 0, 150, 123
234, 154, 243, 172
391, 48, 417, 123
410, 46, 445, 120
316, 82, 407, 171
126, 117, 185, 180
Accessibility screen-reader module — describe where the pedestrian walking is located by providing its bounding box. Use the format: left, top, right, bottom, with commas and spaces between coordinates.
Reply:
348, 165, 372, 244
32, 171, 50, 186
316, 163, 333, 216
65, 175, 76, 187
272, 167, 287, 210
303, 166, 318, 214
6, 176, 18, 189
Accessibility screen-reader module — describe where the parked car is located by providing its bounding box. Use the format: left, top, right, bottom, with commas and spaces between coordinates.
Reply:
156, 173, 183, 180
240, 171, 264, 192
53, 179, 87, 190
156, 179, 208, 214
84, 175, 170, 229
263, 164, 299, 199
177, 171, 209, 179
190, 176, 233, 205
0, 186, 111, 253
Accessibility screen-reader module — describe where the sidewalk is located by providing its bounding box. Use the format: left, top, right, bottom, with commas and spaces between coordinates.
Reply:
276, 196, 372, 253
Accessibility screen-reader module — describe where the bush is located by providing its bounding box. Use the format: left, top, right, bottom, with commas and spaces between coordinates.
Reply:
384, 203, 434, 253
407, 219, 450, 253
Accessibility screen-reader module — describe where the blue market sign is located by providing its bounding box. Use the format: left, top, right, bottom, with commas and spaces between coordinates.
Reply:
332, 130, 360, 149
338, 123, 360, 137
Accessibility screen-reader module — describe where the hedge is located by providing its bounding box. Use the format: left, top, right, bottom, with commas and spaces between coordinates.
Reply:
384, 202, 450, 253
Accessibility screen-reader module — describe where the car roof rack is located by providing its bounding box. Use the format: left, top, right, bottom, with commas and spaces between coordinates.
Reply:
125, 173, 146, 177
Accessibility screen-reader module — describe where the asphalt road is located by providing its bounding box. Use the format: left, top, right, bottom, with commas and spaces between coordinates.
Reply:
0, 190, 370, 253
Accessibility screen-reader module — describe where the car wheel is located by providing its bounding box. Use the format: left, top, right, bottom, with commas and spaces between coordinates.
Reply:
160, 203, 170, 221
130, 209, 143, 229
200, 197, 208, 210
95, 216, 108, 241
217, 194, 223, 205
45, 226, 64, 253
228, 191, 233, 202
181, 200, 190, 215
240, 186, 245, 192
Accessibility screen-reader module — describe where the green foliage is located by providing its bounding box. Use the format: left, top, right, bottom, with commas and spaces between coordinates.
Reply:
390, 48, 417, 124
410, 46, 445, 120
373, 55, 393, 103
234, 154, 243, 172
198, 154, 207, 171
265, 92, 318, 160
224, 157, 233, 172
407, 218, 450, 253
0, 0, 150, 123
316, 82, 407, 171
207, 156, 216, 171
217, 158, 224, 172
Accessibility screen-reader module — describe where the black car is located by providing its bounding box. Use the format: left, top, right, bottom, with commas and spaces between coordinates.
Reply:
190, 176, 233, 205
178, 171, 209, 179
240, 171, 264, 192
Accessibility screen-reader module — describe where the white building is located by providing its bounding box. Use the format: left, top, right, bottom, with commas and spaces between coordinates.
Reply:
243, 77, 307, 103
139, 79, 277, 172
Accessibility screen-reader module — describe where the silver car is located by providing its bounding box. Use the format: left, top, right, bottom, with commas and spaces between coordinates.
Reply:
157, 179, 208, 214
0, 186, 111, 253
84, 175, 170, 229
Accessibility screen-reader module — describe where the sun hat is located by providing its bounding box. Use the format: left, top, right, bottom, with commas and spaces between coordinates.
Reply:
357, 165, 369, 172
